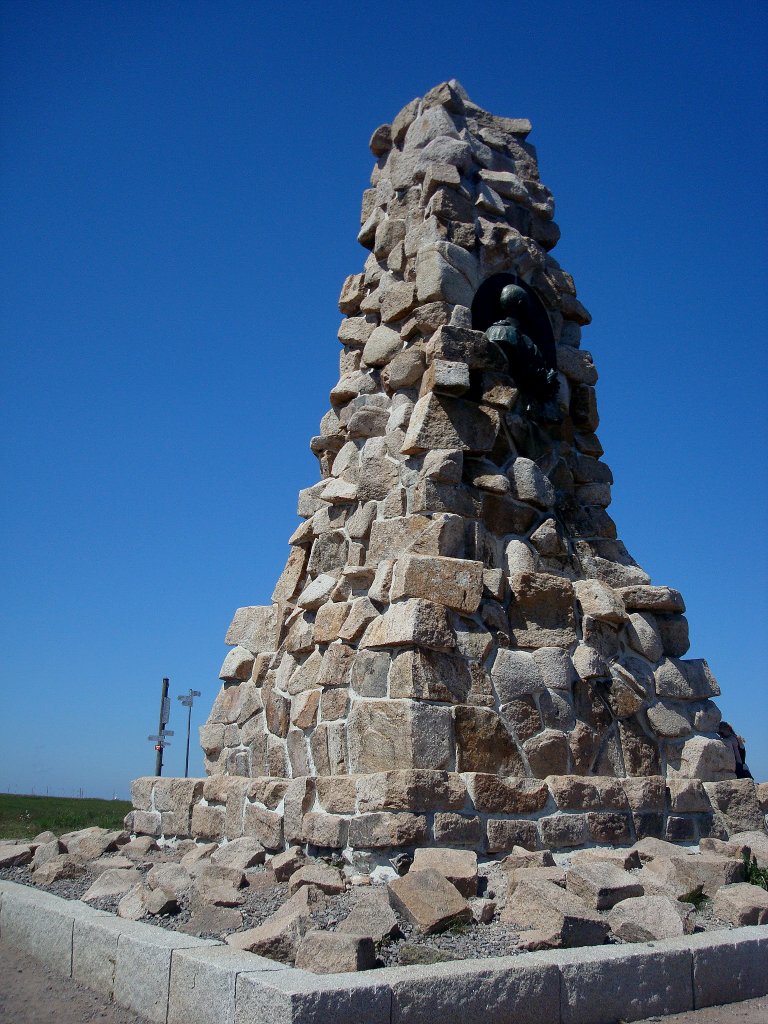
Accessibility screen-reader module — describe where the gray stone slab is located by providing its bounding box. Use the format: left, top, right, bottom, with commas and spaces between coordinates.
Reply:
664, 926, 768, 1008
532, 943, 692, 1024
235, 967, 391, 1024
384, 955, 560, 1024
72, 912, 127, 998
169, 946, 288, 1024
0, 885, 105, 978
114, 920, 218, 1024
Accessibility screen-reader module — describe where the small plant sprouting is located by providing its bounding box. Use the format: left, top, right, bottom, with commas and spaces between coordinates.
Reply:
679, 885, 708, 910
742, 850, 768, 891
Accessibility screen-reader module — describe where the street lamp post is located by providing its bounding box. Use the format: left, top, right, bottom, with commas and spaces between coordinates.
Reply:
177, 689, 201, 779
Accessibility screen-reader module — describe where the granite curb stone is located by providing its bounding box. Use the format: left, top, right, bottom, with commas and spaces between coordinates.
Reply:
1, 881, 767, 1024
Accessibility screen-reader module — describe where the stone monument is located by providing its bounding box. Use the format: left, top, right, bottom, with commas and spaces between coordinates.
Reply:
128, 81, 764, 855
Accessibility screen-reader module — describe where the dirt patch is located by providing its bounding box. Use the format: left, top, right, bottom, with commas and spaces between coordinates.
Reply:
0, 940, 148, 1024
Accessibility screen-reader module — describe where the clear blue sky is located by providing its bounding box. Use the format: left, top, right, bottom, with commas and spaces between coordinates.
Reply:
1, 2, 766, 798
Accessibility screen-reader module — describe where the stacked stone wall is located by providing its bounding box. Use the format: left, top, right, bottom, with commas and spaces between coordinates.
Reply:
129, 81, 750, 852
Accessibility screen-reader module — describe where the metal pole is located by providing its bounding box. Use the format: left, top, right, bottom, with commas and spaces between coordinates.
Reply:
184, 701, 192, 778
155, 677, 169, 776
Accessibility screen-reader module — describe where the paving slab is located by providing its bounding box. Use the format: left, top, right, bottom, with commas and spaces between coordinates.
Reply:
168, 945, 288, 1024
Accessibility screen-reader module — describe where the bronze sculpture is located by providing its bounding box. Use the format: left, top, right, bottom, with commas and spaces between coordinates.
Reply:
486, 283, 561, 423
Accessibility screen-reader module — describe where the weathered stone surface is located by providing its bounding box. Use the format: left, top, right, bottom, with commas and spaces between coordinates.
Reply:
347, 700, 453, 773
402, 393, 499, 455
225, 605, 277, 654
390, 553, 484, 612
289, 863, 345, 896
617, 586, 685, 613
566, 861, 643, 910
643, 852, 744, 897
33, 854, 87, 885
666, 735, 735, 782
713, 882, 768, 926
573, 579, 626, 624
490, 648, 545, 701
506, 865, 566, 894
538, 814, 588, 849
388, 868, 471, 934
486, 819, 539, 853
82, 867, 141, 900
411, 848, 478, 896
502, 879, 610, 946
227, 885, 324, 961
270, 846, 305, 883
703, 780, 765, 834
608, 894, 694, 942
0, 843, 34, 867
210, 837, 265, 872
295, 930, 376, 974
654, 657, 720, 701
339, 890, 401, 942
360, 598, 455, 651
356, 769, 465, 813
367, 513, 464, 562
525, 729, 569, 777
508, 572, 577, 648
348, 811, 428, 848
508, 458, 555, 508
626, 611, 664, 662
466, 774, 548, 814
454, 705, 524, 775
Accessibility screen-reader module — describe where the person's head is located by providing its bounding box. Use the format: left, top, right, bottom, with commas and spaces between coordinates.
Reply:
499, 283, 529, 318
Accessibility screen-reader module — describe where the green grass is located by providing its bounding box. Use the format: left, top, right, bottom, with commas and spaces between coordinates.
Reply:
0, 793, 132, 840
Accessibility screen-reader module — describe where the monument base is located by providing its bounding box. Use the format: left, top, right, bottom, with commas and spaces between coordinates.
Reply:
125, 772, 765, 855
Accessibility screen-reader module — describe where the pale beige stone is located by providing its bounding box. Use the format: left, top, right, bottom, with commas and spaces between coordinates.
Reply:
713, 882, 768, 926
411, 848, 478, 896
390, 553, 484, 613
388, 869, 471, 934
573, 580, 626, 624
359, 598, 454, 650
501, 879, 609, 946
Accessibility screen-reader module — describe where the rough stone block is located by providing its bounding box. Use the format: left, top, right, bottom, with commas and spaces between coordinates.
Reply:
388, 869, 471, 934
234, 968, 392, 1024
566, 861, 644, 910
348, 812, 428, 849
508, 572, 577, 648
359, 598, 455, 651
114, 923, 216, 1024
387, 955, 560, 1024
390, 554, 484, 613
679, 927, 768, 1007
502, 879, 609, 946
703, 780, 765, 834
411, 848, 478, 896
294, 930, 376, 974
547, 942, 693, 1023
347, 700, 453, 773
401, 393, 499, 455
712, 883, 768, 926
168, 946, 285, 1024
486, 819, 539, 853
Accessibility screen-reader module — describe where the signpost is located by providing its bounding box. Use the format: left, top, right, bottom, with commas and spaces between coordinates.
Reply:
150, 677, 174, 776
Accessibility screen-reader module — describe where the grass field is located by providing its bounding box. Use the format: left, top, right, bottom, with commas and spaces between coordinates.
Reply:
0, 793, 132, 840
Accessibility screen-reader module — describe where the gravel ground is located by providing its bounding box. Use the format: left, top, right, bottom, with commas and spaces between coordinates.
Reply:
0, 846, 743, 969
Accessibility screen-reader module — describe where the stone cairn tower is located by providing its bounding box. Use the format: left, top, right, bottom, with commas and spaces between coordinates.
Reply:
129, 81, 763, 855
